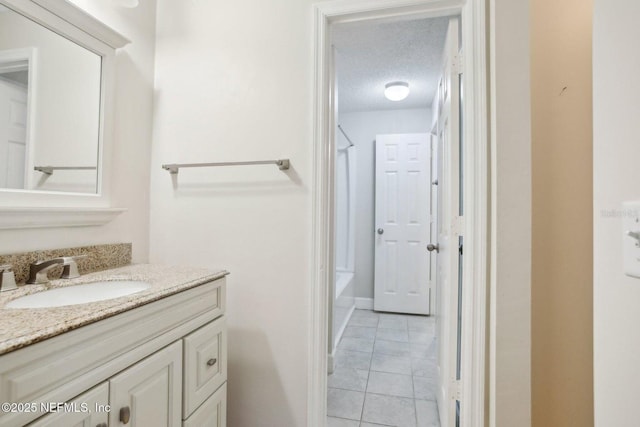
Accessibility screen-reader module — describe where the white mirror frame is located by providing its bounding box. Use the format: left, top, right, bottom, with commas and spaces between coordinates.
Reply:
0, 0, 129, 229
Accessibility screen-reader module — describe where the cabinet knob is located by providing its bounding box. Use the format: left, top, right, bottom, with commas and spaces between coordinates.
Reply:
377, 228, 384, 235
207, 358, 217, 367
119, 406, 131, 424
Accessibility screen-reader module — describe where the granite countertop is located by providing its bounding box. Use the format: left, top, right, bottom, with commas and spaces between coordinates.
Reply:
0, 264, 228, 355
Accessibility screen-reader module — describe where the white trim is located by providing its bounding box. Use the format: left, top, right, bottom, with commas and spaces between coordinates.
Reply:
30, 0, 130, 49
308, 5, 332, 424
460, 1, 488, 425
355, 297, 374, 310
0, 207, 126, 229
310, 1, 489, 427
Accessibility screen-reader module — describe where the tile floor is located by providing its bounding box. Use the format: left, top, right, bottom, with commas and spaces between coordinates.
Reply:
327, 309, 440, 427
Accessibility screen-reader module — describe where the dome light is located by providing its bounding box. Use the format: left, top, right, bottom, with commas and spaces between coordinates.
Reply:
384, 81, 410, 101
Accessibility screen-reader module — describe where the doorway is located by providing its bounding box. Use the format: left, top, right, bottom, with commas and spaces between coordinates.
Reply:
310, 1, 489, 426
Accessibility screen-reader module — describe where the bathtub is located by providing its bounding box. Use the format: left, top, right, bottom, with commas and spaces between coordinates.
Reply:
330, 270, 356, 371
335, 270, 354, 299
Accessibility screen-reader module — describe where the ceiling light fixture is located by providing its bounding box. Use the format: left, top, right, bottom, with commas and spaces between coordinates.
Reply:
384, 81, 410, 101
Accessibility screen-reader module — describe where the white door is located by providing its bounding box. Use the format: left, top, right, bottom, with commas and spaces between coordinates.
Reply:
109, 341, 182, 426
433, 17, 462, 427
0, 79, 28, 189
374, 133, 431, 315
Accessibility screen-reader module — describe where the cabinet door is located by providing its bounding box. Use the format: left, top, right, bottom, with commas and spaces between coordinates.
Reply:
183, 383, 226, 427
28, 383, 109, 427
109, 341, 182, 426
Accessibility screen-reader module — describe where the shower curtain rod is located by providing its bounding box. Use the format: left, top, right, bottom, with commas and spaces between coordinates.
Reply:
338, 124, 355, 148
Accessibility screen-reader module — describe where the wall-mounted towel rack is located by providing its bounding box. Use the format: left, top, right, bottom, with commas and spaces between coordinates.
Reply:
34, 166, 97, 176
161, 159, 290, 175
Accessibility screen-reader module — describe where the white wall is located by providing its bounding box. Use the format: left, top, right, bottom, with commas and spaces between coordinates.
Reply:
490, 0, 532, 425
0, 0, 156, 263
339, 108, 432, 299
593, 0, 640, 424
150, 1, 313, 426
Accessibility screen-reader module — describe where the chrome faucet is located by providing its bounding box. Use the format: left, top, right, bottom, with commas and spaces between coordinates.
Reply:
0, 265, 17, 292
26, 255, 87, 285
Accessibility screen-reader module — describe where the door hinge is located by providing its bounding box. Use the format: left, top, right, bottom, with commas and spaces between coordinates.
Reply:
453, 53, 464, 75
450, 379, 462, 401
452, 216, 464, 235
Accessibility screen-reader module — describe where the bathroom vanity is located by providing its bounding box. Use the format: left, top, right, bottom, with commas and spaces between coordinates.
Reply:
0, 264, 229, 427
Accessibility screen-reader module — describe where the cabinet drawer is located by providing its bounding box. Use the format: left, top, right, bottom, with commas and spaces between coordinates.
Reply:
28, 383, 109, 427
183, 317, 227, 417
183, 382, 226, 427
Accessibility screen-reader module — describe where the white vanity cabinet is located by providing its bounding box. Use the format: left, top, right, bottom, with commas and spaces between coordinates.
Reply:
1, 277, 228, 427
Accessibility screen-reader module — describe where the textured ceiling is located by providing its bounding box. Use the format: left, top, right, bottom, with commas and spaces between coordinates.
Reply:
333, 17, 449, 113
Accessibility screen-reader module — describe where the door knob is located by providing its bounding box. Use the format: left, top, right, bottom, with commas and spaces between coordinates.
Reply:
377, 228, 384, 235
427, 243, 439, 253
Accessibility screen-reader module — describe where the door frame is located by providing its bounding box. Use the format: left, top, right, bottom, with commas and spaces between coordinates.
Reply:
0, 47, 37, 190
309, 0, 489, 426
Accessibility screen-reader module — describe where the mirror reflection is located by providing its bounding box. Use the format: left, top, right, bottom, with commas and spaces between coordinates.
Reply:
0, 4, 102, 194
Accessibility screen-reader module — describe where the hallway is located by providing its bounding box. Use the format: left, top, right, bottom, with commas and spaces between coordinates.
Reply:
327, 309, 440, 427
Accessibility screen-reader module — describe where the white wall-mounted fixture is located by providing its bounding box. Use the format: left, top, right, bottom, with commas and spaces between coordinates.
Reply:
622, 201, 640, 278
384, 81, 410, 101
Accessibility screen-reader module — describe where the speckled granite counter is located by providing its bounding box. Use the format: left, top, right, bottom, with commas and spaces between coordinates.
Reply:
0, 264, 228, 355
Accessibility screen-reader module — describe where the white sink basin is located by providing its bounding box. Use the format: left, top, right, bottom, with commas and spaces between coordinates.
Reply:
5, 281, 151, 309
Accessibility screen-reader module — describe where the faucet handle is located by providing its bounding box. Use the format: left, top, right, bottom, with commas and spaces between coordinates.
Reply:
60, 255, 88, 279
0, 264, 18, 292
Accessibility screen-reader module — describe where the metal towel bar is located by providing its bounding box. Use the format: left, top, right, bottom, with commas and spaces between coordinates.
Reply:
34, 166, 97, 175
161, 159, 290, 175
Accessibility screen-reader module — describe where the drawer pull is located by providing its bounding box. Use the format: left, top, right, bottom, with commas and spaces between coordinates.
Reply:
207, 358, 217, 367
96, 424, 107, 427
119, 406, 131, 424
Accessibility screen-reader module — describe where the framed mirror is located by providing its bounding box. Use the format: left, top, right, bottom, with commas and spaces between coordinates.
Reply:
0, 0, 129, 228
0, 4, 102, 194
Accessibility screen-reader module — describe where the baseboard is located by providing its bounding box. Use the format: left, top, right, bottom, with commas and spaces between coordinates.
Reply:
355, 297, 374, 310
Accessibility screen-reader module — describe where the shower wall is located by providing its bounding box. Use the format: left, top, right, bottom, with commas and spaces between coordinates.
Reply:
331, 128, 356, 360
